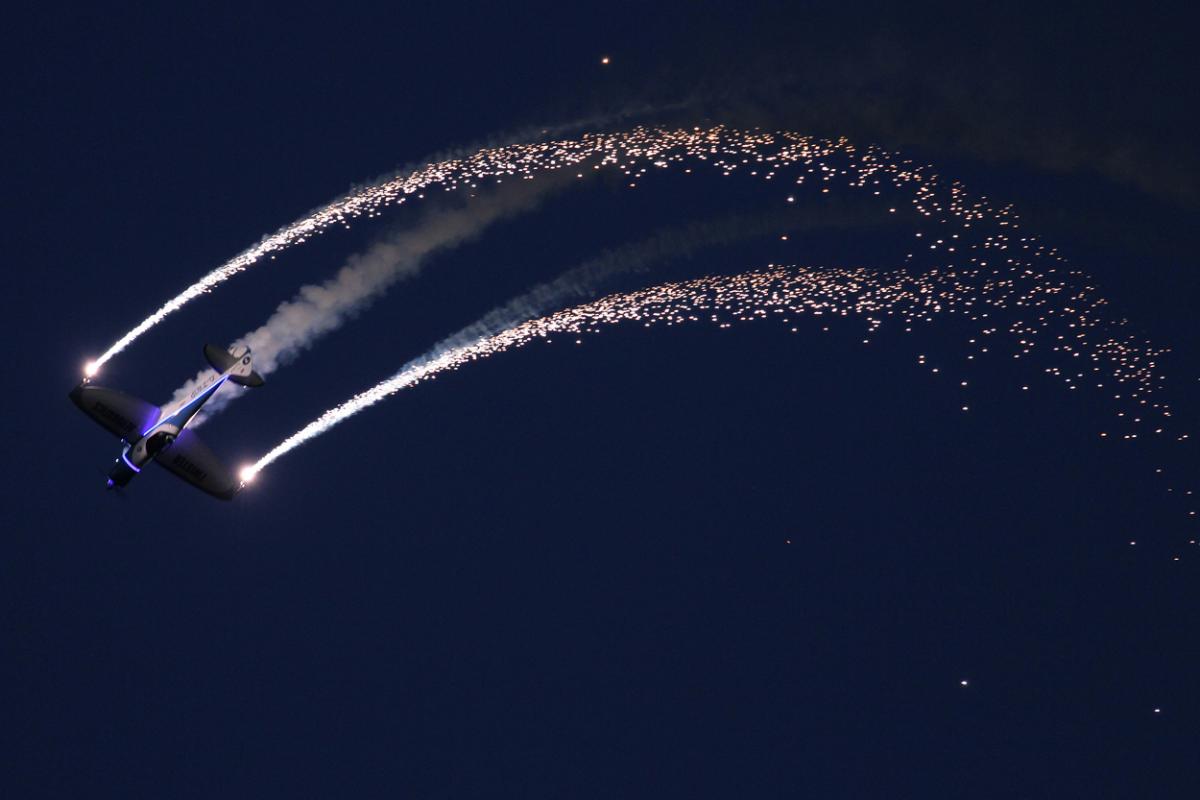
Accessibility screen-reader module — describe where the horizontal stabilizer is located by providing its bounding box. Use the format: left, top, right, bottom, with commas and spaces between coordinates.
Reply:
204, 343, 265, 387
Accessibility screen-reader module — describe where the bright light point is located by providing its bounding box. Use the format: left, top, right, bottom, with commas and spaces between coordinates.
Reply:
960, 680, 969, 687
239, 465, 258, 483
1154, 708, 1162, 714
84, 361, 99, 378
600, 55, 610, 65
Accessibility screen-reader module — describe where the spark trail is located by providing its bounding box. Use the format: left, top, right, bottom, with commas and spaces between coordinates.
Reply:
244, 257, 1176, 482
89, 126, 938, 370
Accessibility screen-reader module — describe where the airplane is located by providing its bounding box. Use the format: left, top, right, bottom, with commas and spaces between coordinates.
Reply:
69, 344, 264, 500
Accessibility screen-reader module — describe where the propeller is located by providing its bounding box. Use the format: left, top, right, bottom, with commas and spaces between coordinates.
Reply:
96, 468, 129, 500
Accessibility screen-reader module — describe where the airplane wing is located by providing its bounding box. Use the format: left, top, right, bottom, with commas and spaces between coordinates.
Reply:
155, 429, 241, 500
69, 383, 161, 441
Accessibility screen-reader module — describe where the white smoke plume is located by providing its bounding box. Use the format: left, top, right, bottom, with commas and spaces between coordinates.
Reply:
168, 175, 568, 421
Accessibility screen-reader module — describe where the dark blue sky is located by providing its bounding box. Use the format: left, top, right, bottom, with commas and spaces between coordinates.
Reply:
4, 3, 1198, 797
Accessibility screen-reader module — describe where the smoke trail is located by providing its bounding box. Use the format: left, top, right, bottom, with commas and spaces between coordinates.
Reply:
168, 175, 569, 420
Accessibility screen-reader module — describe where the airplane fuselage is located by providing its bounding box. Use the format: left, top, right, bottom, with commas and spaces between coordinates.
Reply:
105, 365, 232, 488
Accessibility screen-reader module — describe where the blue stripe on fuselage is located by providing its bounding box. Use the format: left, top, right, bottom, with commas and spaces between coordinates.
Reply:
165, 374, 229, 428
140, 374, 230, 441
135, 371, 230, 444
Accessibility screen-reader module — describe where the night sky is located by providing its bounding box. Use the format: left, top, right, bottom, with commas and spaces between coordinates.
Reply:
4, 3, 1198, 797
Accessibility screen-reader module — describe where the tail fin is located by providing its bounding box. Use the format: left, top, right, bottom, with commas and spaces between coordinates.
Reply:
204, 343, 266, 387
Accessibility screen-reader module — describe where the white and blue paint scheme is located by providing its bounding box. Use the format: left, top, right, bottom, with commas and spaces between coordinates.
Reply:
70, 344, 264, 500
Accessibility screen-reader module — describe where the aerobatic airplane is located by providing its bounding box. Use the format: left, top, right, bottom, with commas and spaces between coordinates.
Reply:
69, 344, 264, 500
